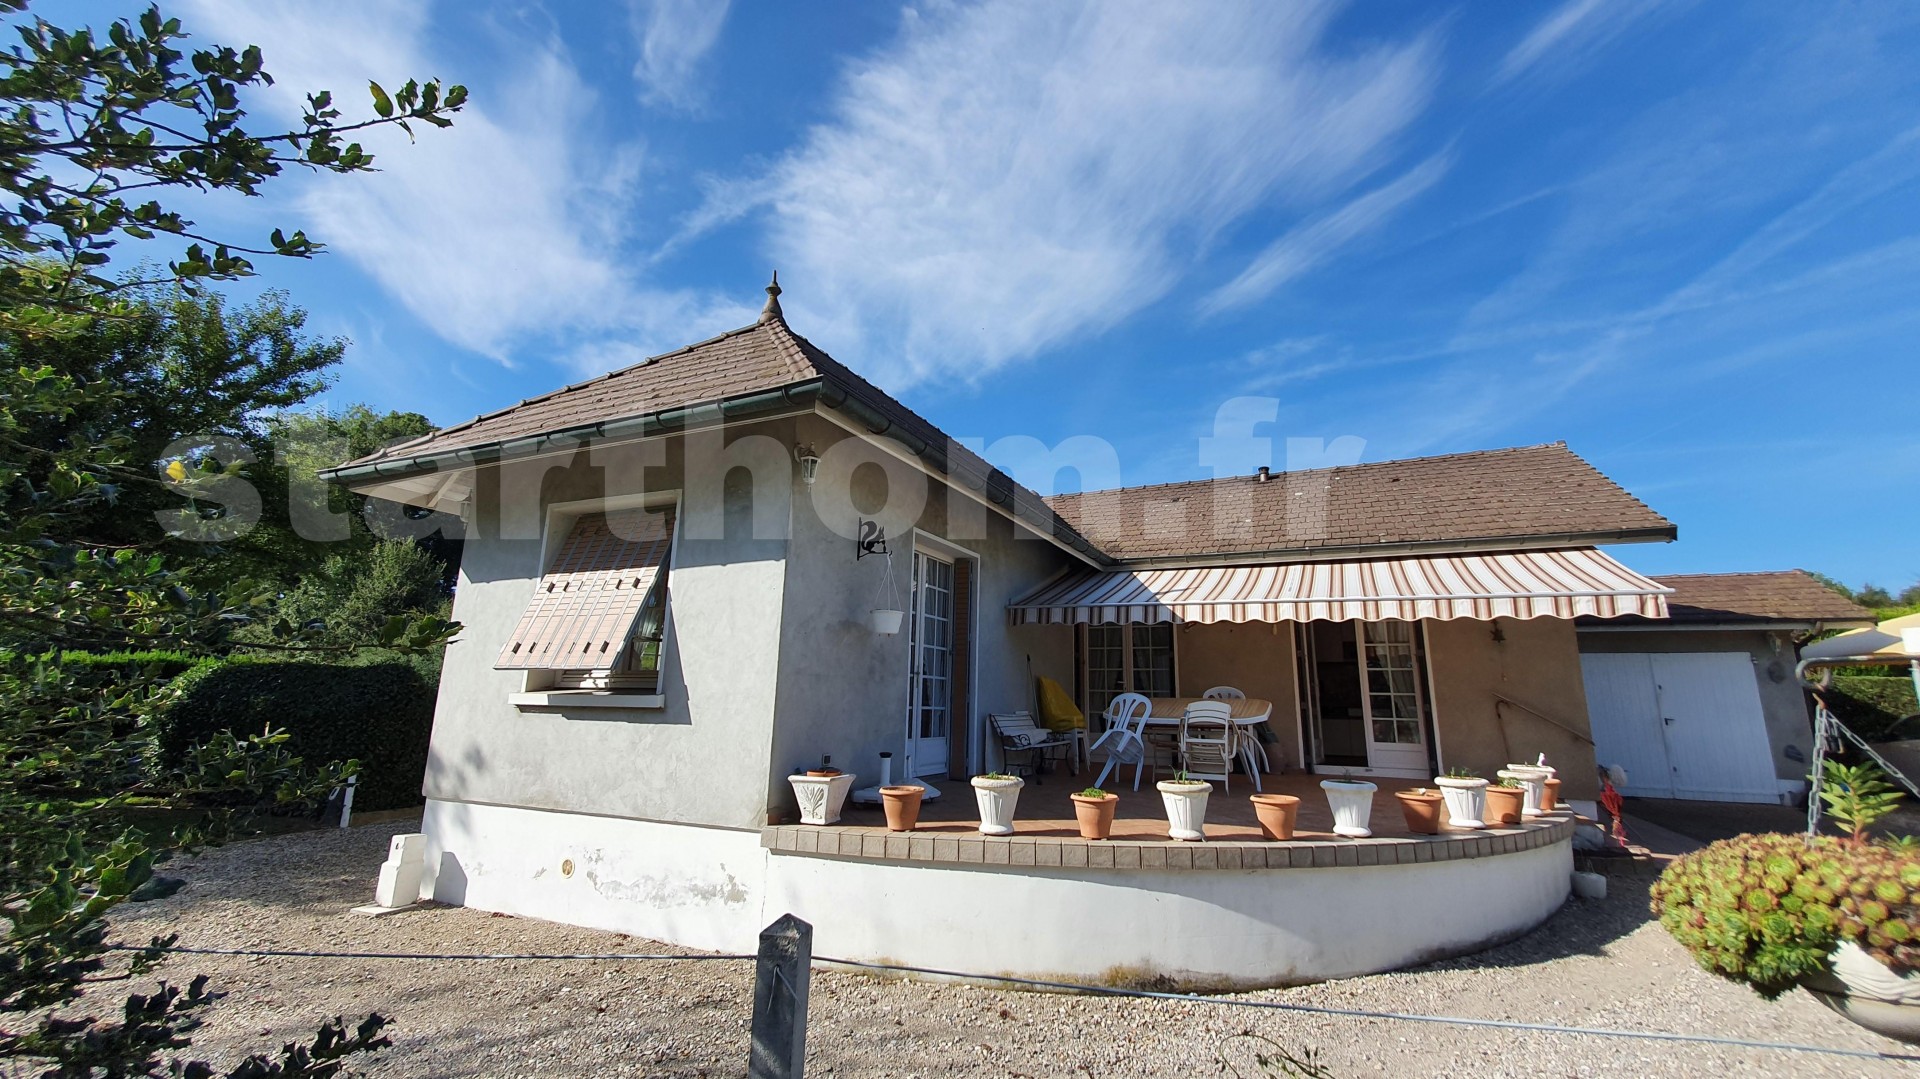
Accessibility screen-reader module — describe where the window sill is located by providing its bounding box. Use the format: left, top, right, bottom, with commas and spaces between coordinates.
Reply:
509, 691, 666, 711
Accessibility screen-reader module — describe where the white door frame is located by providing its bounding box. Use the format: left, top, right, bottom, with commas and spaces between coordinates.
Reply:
906, 549, 956, 779
1357, 620, 1429, 779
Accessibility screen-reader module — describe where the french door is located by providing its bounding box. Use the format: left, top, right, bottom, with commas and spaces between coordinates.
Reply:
908, 551, 955, 777
1360, 621, 1427, 775
1082, 623, 1175, 723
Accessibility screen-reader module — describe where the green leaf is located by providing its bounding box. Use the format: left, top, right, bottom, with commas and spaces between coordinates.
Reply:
368, 80, 393, 118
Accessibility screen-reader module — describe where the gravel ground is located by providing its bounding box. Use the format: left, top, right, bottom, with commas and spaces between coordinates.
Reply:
101, 820, 1916, 1078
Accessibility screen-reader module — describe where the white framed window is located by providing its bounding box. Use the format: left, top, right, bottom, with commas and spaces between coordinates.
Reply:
502, 493, 679, 708
1079, 622, 1176, 720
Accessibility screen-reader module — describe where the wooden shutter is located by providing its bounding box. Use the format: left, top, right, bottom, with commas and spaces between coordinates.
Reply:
496, 509, 674, 670
947, 558, 973, 780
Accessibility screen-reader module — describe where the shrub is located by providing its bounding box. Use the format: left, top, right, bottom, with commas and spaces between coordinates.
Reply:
1650, 832, 1920, 998
153, 655, 435, 811
1824, 676, 1920, 742
56, 650, 200, 679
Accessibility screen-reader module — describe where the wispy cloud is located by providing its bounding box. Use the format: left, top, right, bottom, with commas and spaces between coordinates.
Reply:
1494, 0, 1666, 86
183, 1, 753, 371
725, 0, 1438, 386
1201, 151, 1451, 315
627, 0, 731, 111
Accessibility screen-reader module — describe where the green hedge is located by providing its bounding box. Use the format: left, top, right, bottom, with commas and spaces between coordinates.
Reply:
154, 654, 436, 811
59, 650, 201, 680
1825, 674, 1920, 742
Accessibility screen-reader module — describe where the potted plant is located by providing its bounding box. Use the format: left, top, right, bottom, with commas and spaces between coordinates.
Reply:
1541, 776, 1563, 812
806, 755, 842, 778
971, 773, 1024, 836
787, 767, 858, 826
880, 784, 925, 832
1500, 764, 1551, 817
1484, 776, 1524, 825
1434, 766, 1487, 828
1157, 772, 1212, 841
1071, 786, 1119, 840
1394, 787, 1444, 835
1319, 773, 1377, 838
1651, 764, 1920, 1044
1249, 792, 1301, 840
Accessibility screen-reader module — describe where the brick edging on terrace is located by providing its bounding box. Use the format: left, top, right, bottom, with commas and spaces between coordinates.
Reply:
760, 813, 1576, 871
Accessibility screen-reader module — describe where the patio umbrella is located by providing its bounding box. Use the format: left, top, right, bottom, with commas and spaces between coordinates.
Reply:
1799, 611, 1920, 667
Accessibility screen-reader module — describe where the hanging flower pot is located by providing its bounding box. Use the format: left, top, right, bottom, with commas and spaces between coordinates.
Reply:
1249, 793, 1301, 840
1157, 777, 1212, 841
1320, 778, 1377, 838
870, 609, 905, 635
1395, 788, 1445, 835
971, 774, 1024, 835
1434, 773, 1488, 828
880, 785, 925, 831
1071, 788, 1118, 840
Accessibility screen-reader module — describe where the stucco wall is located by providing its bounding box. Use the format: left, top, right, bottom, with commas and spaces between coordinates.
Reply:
766, 415, 1078, 800
1176, 621, 1302, 771
426, 424, 794, 831
1425, 617, 1600, 800
1577, 628, 1811, 785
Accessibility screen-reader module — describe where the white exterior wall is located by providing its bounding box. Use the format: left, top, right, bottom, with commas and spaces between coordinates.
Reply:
417, 799, 1572, 987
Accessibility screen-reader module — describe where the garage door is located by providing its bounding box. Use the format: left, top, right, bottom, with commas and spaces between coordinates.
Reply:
1580, 652, 1781, 802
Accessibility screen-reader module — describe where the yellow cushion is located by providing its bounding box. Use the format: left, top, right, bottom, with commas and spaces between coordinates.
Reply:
1035, 675, 1085, 731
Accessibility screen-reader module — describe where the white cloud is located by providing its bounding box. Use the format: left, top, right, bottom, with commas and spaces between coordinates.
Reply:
1201, 152, 1450, 314
1495, 0, 1667, 86
738, 0, 1438, 386
181, 1, 753, 371
628, 0, 731, 111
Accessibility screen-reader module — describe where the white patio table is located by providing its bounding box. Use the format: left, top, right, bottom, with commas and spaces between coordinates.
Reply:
1142, 697, 1273, 792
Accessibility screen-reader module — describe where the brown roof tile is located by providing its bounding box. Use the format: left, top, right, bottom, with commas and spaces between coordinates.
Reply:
1041, 443, 1674, 561
1594, 570, 1874, 626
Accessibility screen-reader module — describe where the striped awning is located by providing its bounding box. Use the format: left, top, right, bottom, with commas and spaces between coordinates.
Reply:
1008, 548, 1670, 626
496, 509, 674, 670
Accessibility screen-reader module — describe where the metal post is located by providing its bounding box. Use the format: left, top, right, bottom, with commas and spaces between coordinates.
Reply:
748, 914, 812, 1079
338, 774, 358, 829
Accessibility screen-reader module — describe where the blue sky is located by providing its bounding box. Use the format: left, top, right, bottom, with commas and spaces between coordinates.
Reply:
96, 1, 1920, 585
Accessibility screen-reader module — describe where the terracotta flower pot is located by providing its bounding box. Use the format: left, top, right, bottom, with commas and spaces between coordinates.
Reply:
1541, 777, 1562, 812
1071, 792, 1118, 840
1394, 788, 1445, 835
880, 785, 925, 832
1485, 785, 1525, 826
1249, 793, 1300, 840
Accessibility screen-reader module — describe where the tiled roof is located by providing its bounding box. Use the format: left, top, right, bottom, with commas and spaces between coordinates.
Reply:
1040, 443, 1674, 562
337, 317, 829, 467
1585, 570, 1874, 627
331, 301, 1673, 567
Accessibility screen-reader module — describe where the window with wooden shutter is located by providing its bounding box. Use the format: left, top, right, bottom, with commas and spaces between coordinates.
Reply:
496, 509, 674, 688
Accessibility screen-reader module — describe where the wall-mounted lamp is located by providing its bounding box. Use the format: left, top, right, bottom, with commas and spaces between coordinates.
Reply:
794, 443, 820, 486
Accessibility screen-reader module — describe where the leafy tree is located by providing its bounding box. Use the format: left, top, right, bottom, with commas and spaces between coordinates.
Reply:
257, 539, 450, 648
0, 2, 465, 1075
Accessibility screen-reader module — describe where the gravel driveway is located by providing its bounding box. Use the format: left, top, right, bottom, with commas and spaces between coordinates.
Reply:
105, 820, 1915, 1078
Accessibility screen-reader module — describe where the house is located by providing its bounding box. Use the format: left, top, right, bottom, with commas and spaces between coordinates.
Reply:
323, 278, 1681, 987
1577, 571, 1874, 804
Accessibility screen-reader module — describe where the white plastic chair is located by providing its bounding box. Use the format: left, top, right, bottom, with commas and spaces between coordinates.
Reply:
1090, 692, 1153, 790
1203, 685, 1268, 784
1179, 700, 1234, 790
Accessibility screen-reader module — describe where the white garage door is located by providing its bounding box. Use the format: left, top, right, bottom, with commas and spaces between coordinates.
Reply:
1581, 652, 1781, 802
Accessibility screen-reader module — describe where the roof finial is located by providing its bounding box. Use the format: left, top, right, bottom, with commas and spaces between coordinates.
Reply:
759, 270, 783, 323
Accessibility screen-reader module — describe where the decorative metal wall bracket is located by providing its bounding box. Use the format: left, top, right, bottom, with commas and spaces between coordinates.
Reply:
856, 518, 888, 560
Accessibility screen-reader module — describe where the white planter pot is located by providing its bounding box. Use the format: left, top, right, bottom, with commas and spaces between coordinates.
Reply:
1320, 779, 1377, 838
871, 609, 905, 635
1157, 781, 1212, 841
1434, 776, 1488, 828
1803, 941, 1920, 1045
971, 775, 1025, 836
1499, 767, 1550, 817
787, 772, 857, 825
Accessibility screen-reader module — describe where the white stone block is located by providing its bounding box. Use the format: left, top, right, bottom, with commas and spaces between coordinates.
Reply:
372, 832, 427, 907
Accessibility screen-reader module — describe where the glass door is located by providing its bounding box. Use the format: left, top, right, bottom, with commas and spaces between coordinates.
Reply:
1359, 621, 1427, 775
908, 551, 954, 777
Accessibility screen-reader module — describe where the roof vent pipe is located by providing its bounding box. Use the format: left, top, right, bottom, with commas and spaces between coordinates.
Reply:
1256, 466, 1271, 483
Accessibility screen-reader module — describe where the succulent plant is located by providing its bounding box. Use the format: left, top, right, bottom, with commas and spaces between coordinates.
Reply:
1650, 832, 1920, 999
